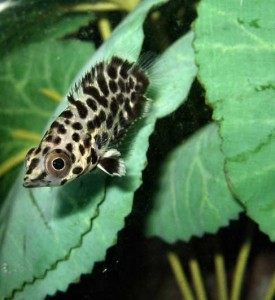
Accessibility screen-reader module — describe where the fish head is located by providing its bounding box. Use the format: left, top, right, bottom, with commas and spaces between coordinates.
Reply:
23, 145, 77, 187
23, 130, 94, 188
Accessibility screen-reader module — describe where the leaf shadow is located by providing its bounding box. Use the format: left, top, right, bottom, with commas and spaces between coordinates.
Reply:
54, 170, 139, 219
54, 171, 106, 218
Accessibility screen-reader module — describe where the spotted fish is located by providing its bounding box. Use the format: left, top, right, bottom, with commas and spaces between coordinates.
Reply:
23, 56, 149, 188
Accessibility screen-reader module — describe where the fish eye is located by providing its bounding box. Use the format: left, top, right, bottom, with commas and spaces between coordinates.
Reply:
45, 150, 71, 178
52, 158, 65, 170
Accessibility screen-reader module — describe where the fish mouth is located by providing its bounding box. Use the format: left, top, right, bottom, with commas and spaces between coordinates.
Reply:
23, 178, 40, 188
23, 182, 34, 188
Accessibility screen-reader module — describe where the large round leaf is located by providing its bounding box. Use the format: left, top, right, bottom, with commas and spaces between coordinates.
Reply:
0, 0, 171, 299
146, 123, 243, 242
194, 0, 275, 240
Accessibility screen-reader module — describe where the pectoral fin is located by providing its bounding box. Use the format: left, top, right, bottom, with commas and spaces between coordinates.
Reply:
97, 149, 126, 176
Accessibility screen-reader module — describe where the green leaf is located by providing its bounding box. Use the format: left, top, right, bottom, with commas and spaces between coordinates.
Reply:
146, 123, 243, 243
1, 0, 176, 299
194, 0, 275, 239
0, 11, 94, 200
0, 40, 95, 298
0, 1, 93, 54
0, 39, 94, 200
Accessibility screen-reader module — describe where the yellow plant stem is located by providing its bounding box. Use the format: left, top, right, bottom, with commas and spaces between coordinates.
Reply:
64, 0, 140, 13
0, 149, 29, 176
98, 17, 112, 41
11, 130, 40, 142
40, 88, 62, 103
108, 0, 140, 11
214, 252, 228, 300
230, 233, 252, 300
263, 271, 275, 300
189, 258, 207, 300
167, 251, 194, 300
64, 3, 121, 13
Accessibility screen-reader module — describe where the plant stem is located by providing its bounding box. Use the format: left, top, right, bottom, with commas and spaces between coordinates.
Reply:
167, 251, 194, 300
63, 3, 121, 13
39, 88, 62, 103
189, 258, 207, 300
264, 271, 275, 300
0, 148, 30, 176
230, 225, 253, 300
98, 17, 112, 41
214, 252, 228, 300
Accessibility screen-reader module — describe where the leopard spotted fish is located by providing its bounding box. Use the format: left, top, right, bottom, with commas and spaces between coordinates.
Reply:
23, 56, 149, 188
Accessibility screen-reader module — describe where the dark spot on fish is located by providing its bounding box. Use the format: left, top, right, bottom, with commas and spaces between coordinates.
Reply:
111, 56, 124, 67
74, 100, 88, 119
107, 64, 118, 79
72, 132, 80, 142
96, 62, 104, 73
110, 98, 119, 116
82, 68, 95, 85
26, 158, 39, 174
72, 122, 83, 130
42, 146, 50, 156
57, 124, 66, 134
26, 148, 35, 157
53, 136, 61, 144
117, 94, 124, 104
98, 110, 106, 122
72, 166, 83, 174
93, 116, 101, 128
84, 135, 91, 148
34, 146, 41, 155
87, 120, 94, 131
84, 86, 101, 101
98, 96, 108, 108
132, 67, 149, 92
66, 143, 73, 153
35, 171, 47, 181
79, 144, 85, 155
61, 179, 68, 185
118, 78, 125, 93
60, 110, 73, 119
109, 80, 118, 93
106, 115, 113, 129
45, 135, 53, 142
86, 98, 98, 111
99, 156, 120, 175
68, 93, 76, 104
97, 74, 109, 96
126, 83, 131, 93
86, 155, 91, 164
91, 148, 98, 164
120, 61, 133, 79
50, 121, 60, 129
129, 77, 134, 89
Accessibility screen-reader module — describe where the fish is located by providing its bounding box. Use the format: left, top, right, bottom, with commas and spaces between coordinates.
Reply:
23, 56, 150, 188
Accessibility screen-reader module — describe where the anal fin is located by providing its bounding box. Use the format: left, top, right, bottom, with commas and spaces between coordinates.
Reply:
97, 149, 126, 177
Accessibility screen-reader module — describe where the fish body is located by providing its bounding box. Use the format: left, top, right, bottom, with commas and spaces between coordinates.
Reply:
23, 56, 149, 188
